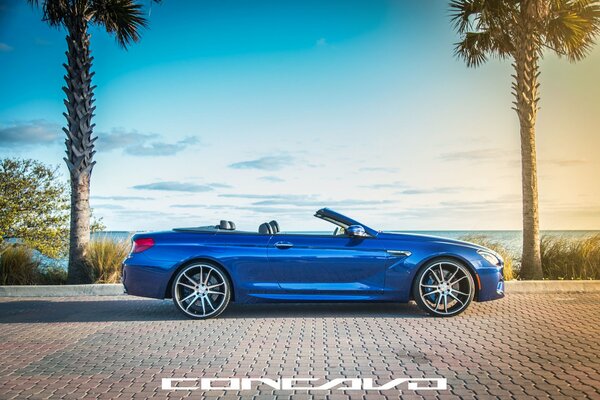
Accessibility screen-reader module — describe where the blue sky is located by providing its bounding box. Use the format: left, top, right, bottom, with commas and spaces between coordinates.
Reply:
1, 0, 599, 231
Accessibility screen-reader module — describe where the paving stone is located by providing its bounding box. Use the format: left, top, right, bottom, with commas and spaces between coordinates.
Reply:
0, 294, 599, 399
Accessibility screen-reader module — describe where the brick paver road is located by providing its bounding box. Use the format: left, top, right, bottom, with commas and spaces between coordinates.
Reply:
0, 293, 599, 399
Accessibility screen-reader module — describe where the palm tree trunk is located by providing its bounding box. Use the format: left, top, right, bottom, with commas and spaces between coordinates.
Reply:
63, 18, 97, 284
512, 24, 543, 280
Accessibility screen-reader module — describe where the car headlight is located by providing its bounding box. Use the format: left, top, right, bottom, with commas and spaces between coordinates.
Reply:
477, 250, 502, 266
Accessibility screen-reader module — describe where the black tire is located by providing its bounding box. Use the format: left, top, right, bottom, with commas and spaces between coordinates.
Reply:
171, 262, 231, 319
412, 258, 475, 317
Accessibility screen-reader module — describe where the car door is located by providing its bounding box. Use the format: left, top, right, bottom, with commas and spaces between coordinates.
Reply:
267, 234, 392, 298
201, 232, 278, 295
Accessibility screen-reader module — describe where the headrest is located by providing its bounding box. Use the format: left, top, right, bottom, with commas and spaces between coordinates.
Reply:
269, 220, 280, 233
219, 220, 236, 230
258, 222, 273, 235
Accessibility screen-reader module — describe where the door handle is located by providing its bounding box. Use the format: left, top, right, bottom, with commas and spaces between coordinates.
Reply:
386, 250, 412, 257
274, 241, 294, 249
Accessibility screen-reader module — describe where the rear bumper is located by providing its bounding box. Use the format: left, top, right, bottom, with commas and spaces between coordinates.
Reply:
122, 263, 170, 299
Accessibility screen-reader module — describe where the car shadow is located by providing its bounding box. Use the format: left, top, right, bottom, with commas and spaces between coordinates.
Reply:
0, 298, 427, 323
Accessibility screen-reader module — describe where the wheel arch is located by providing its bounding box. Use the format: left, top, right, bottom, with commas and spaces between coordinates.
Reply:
164, 257, 236, 301
410, 255, 480, 301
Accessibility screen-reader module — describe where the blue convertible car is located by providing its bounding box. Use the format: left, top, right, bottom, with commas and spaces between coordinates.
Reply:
122, 208, 505, 319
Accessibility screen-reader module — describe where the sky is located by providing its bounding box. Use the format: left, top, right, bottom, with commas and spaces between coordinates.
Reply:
0, 0, 599, 232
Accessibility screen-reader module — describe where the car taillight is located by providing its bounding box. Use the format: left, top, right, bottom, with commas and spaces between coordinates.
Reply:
132, 237, 155, 253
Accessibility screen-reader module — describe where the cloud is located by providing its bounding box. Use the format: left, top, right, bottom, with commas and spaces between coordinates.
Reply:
97, 128, 199, 156
132, 181, 216, 192
91, 204, 126, 210
253, 199, 393, 207
362, 181, 404, 189
0, 42, 12, 52
0, 120, 60, 147
438, 194, 520, 210
171, 204, 310, 215
439, 148, 511, 162
542, 159, 587, 167
125, 136, 198, 156
259, 176, 285, 182
93, 195, 153, 201
220, 193, 393, 208
229, 155, 293, 171
207, 182, 232, 188
397, 187, 464, 195
359, 166, 398, 173
316, 38, 328, 47
220, 194, 301, 200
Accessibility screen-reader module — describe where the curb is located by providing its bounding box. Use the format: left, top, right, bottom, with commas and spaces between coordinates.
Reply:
0, 284, 124, 297
0, 281, 599, 297
505, 280, 600, 293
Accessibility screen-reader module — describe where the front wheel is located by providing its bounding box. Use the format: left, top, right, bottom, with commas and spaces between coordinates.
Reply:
413, 259, 475, 317
172, 262, 231, 319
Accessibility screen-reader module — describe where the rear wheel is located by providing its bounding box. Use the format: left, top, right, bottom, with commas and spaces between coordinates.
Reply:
172, 262, 231, 319
413, 259, 475, 317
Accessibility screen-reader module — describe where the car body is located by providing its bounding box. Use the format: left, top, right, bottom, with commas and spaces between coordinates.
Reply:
122, 208, 505, 318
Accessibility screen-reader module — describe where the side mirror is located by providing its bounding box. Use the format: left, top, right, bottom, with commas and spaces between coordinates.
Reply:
347, 225, 368, 238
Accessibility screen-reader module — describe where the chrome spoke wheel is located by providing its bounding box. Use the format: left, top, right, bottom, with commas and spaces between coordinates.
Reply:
417, 261, 474, 316
173, 263, 229, 319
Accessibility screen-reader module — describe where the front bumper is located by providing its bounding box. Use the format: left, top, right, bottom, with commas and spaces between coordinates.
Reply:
477, 265, 505, 302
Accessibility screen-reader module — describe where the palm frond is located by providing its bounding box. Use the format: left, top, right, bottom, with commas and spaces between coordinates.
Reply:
454, 31, 490, 67
450, 0, 482, 33
88, 0, 148, 48
27, 0, 71, 27
450, 0, 517, 67
546, 0, 600, 61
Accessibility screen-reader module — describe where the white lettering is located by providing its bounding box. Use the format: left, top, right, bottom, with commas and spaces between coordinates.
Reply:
161, 378, 198, 391
281, 378, 318, 390
161, 377, 448, 392
200, 378, 240, 390
240, 378, 281, 390
407, 378, 447, 391
314, 378, 362, 390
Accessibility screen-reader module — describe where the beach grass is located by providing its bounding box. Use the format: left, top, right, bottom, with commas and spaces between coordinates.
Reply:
85, 237, 131, 283
541, 234, 600, 280
0, 244, 40, 285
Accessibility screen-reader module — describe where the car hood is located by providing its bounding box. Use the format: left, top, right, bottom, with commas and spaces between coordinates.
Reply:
376, 231, 488, 251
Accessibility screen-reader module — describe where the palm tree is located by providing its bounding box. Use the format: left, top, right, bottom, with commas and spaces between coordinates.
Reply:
28, 0, 158, 283
450, 0, 600, 279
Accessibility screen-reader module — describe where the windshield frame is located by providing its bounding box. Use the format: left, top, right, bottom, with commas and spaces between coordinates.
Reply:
314, 208, 378, 237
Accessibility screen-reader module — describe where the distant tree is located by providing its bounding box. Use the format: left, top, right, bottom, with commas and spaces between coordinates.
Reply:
28, 0, 159, 283
0, 158, 69, 258
450, 0, 600, 279
0, 158, 105, 259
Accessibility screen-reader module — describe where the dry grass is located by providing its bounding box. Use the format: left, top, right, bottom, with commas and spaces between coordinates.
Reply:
0, 244, 40, 285
85, 238, 130, 283
460, 235, 516, 281
541, 234, 600, 280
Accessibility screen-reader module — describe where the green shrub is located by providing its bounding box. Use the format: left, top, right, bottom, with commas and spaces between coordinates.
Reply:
0, 244, 41, 285
541, 234, 600, 280
460, 235, 516, 281
85, 238, 130, 283
37, 264, 68, 285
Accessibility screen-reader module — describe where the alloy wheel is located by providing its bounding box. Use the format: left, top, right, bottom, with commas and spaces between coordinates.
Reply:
173, 263, 229, 319
417, 261, 474, 316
